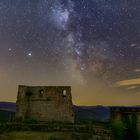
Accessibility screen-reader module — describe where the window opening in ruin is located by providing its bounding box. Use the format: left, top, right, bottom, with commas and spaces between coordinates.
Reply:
39, 90, 44, 97
63, 90, 67, 97
46, 98, 51, 101
26, 92, 32, 96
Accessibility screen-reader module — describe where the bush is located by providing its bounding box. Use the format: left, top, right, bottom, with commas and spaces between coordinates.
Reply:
0, 124, 7, 133
111, 120, 126, 140
48, 136, 63, 140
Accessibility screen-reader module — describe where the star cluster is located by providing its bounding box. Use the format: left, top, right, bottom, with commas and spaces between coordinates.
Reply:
0, 0, 140, 105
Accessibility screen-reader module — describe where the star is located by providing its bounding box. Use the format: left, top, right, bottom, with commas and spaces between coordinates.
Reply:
0, 0, 139, 105
28, 52, 32, 57
8, 48, 12, 51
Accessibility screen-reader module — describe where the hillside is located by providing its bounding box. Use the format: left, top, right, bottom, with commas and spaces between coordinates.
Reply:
0, 102, 16, 122
0, 102, 16, 111
0, 102, 110, 122
74, 105, 110, 122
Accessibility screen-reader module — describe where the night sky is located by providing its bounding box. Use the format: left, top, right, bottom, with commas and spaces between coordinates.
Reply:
0, 0, 140, 105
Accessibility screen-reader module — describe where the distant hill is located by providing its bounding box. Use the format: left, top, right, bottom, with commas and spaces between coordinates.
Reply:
0, 102, 111, 122
0, 102, 16, 112
73, 105, 110, 122
0, 102, 16, 122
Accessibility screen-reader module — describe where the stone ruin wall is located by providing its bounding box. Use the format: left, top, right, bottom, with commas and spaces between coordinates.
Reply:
110, 107, 140, 133
16, 85, 74, 123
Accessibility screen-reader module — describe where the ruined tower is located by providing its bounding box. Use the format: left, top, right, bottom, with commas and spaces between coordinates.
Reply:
110, 107, 140, 133
16, 85, 74, 123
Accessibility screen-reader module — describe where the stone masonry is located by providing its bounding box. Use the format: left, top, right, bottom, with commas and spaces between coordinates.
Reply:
16, 85, 74, 123
110, 107, 140, 133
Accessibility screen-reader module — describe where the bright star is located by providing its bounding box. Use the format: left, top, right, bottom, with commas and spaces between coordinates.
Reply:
28, 52, 32, 56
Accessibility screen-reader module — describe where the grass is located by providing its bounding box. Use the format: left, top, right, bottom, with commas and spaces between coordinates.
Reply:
6, 131, 71, 140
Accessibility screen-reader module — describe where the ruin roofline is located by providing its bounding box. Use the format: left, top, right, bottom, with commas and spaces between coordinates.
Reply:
18, 85, 71, 88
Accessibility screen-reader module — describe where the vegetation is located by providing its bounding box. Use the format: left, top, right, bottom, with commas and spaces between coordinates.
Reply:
5, 131, 71, 140
131, 114, 139, 140
0, 110, 15, 123
111, 114, 139, 140
111, 120, 126, 140
0, 123, 112, 140
122, 114, 139, 140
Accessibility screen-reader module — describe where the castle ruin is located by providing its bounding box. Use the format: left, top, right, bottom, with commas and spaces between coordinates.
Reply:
110, 107, 140, 133
16, 85, 74, 123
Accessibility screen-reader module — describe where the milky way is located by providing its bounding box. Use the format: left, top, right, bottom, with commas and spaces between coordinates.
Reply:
0, 0, 140, 105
